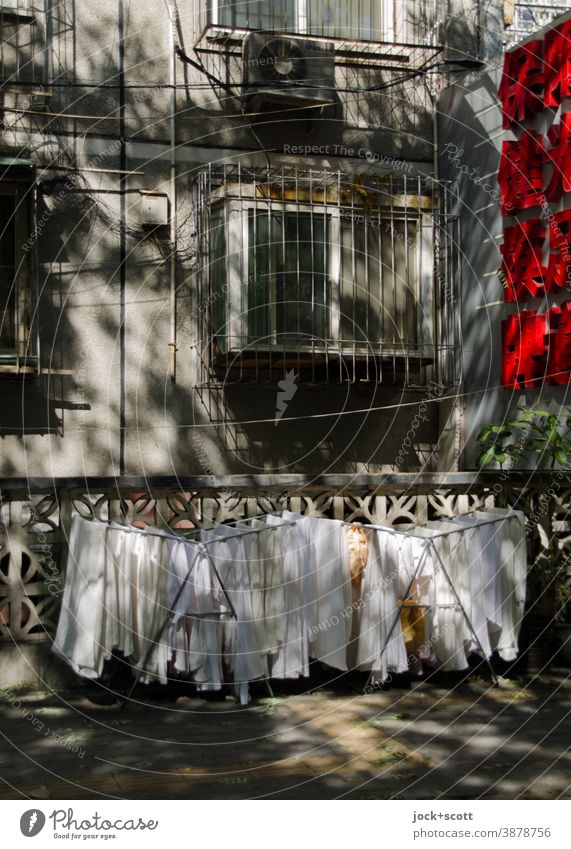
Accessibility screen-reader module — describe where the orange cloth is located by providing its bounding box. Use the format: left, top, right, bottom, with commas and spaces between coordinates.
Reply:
399, 599, 425, 651
344, 526, 369, 589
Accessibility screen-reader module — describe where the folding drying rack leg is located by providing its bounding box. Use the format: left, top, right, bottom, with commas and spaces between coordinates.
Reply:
364, 537, 498, 693
363, 539, 431, 693
121, 542, 237, 706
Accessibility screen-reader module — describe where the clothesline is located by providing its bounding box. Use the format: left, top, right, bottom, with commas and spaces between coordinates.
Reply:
97, 514, 298, 547
365, 513, 522, 541
99, 509, 520, 550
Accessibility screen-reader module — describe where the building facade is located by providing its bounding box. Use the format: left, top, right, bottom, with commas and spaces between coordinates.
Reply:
0, 0, 502, 482
11, 1, 565, 688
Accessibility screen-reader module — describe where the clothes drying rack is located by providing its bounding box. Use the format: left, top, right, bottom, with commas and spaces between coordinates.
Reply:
116, 514, 299, 704
361, 512, 524, 691
74, 509, 520, 701
188, 511, 511, 691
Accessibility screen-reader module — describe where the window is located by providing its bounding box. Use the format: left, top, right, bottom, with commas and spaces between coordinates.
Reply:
210, 202, 423, 350
0, 183, 32, 360
246, 208, 328, 344
209, 0, 406, 43
0, 1, 31, 13
201, 171, 435, 385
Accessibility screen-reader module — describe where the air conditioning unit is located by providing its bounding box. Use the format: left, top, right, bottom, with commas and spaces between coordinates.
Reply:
243, 32, 336, 112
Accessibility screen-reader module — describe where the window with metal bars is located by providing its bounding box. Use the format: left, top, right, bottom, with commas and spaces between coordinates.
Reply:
208, 0, 407, 43
204, 198, 432, 383
197, 166, 441, 385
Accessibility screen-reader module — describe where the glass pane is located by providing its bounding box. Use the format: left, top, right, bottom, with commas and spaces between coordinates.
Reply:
340, 217, 353, 344
378, 218, 418, 347
367, 223, 382, 343
0, 194, 17, 350
353, 221, 368, 345
247, 209, 327, 346
247, 208, 272, 342
406, 221, 418, 345
307, 0, 383, 40
218, 0, 296, 30
276, 212, 326, 343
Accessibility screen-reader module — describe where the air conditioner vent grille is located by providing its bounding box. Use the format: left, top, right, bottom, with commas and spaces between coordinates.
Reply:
256, 38, 307, 84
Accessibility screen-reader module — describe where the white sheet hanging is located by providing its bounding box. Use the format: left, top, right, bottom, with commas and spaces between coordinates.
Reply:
265, 514, 309, 679
165, 536, 223, 687
236, 521, 272, 657
290, 515, 352, 671
250, 518, 286, 658
450, 514, 502, 657
356, 528, 409, 681
203, 526, 267, 702
472, 509, 527, 661
129, 529, 169, 685
169, 539, 228, 690
406, 524, 471, 671
52, 515, 109, 679
281, 510, 319, 639
165, 537, 199, 665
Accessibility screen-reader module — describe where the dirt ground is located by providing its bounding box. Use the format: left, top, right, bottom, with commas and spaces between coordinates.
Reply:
1, 665, 569, 800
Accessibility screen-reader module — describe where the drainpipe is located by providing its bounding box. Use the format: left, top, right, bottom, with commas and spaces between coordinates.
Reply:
119, 0, 127, 475
168, 0, 177, 382
432, 84, 444, 387
432, 55, 463, 471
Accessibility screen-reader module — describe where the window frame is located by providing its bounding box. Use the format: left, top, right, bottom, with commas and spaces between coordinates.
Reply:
0, 1, 33, 19
207, 0, 405, 44
207, 195, 431, 357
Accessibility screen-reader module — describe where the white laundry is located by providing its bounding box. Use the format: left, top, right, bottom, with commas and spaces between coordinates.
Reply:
295, 515, 352, 671
54, 510, 527, 692
450, 515, 502, 657
102, 525, 122, 654
129, 530, 169, 685
236, 522, 271, 657
52, 515, 109, 679
281, 510, 319, 639
251, 518, 286, 657
165, 537, 202, 670
379, 526, 438, 666
472, 509, 527, 661
356, 528, 409, 681
203, 526, 267, 702
174, 540, 228, 690
407, 524, 471, 671
265, 515, 309, 679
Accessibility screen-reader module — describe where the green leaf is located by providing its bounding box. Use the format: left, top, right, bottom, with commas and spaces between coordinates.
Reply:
515, 408, 536, 421
478, 448, 497, 467
477, 426, 495, 441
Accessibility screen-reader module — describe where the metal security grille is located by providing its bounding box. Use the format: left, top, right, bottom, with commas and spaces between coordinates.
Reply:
504, 1, 571, 47
206, 0, 439, 44
195, 165, 457, 386
0, 2, 42, 87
